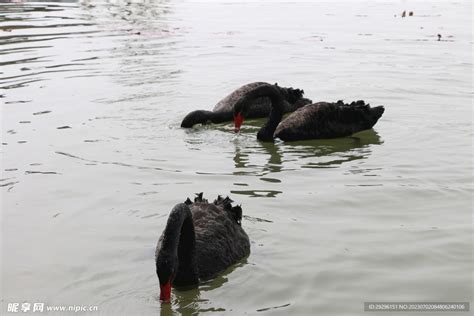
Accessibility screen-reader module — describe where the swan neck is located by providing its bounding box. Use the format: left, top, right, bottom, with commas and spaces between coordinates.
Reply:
160, 203, 199, 285
181, 110, 233, 127
258, 88, 284, 141
210, 111, 233, 124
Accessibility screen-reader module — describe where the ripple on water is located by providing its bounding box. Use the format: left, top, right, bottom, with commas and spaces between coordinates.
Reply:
1, 0, 472, 315
230, 189, 282, 198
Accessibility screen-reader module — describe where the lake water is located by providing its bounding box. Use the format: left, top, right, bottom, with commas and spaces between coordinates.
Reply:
1, 0, 472, 315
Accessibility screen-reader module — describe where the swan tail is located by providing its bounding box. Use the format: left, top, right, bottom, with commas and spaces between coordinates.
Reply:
194, 192, 208, 203
369, 105, 385, 126
214, 195, 243, 225
213, 195, 233, 209
275, 84, 305, 103
336, 100, 367, 106
184, 193, 243, 225
335, 100, 384, 128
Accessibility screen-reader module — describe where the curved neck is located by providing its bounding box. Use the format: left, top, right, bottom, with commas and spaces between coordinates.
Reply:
241, 85, 285, 141
160, 203, 199, 286
181, 110, 232, 127
210, 111, 233, 124
181, 110, 213, 128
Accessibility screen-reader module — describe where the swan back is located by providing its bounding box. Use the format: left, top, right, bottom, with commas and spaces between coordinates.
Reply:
186, 194, 250, 280
275, 100, 385, 141
213, 82, 311, 118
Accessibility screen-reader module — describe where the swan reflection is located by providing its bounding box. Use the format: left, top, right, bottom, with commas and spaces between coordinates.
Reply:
159, 259, 248, 316
280, 129, 383, 168
233, 128, 382, 174
229, 128, 382, 198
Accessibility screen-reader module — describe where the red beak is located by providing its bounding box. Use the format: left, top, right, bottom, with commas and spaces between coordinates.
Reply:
159, 279, 172, 303
234, 112, 243, 133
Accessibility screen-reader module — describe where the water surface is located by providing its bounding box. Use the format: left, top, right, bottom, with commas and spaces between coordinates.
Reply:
1, 0, 472, 315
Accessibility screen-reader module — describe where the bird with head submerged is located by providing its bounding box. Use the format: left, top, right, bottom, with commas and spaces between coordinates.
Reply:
180, 82, 312, 128
155, 193, 250, 303
233, 83, 385, 142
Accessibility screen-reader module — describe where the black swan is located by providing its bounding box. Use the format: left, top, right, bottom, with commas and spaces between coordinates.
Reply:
233, 84, 385, 142
155, 193, 250, 303
180, 82, 312, 128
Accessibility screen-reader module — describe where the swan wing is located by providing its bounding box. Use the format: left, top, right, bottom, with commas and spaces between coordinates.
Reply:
212, 82, 311, 118
274, 101, 384, 141
191, 202, 250, 280
212, 82, 271, 113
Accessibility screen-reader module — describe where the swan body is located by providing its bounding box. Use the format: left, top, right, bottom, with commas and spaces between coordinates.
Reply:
155, 194, 250, 302
233, 84, 385, 142
181, 82, 312, 127
273, 101, 385, 141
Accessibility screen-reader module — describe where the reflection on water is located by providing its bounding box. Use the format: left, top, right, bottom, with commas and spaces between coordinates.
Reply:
0, 0, 180, 94
2, 0, 472, 315
230, 189, 282, 198
157, 259, 248, 316
233, 140, 284, 175
159, 287, 203, 316
183, 126, 383, 198
1, 1, 96, 90
256, 302, 291, 313
285, 129, 383, 168
233, 129, 382, 171
184, 126, 382, 198
229, 128, 382, 197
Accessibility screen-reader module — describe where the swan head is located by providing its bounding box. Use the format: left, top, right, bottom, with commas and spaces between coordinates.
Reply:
156, 249, 177, 303
181, 110, 214, 128
233, 93, 256, 132
233, 84, 284, 133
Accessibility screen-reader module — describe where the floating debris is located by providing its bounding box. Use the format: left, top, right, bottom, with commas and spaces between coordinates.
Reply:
19, 121, 31, 124
57, 126, 71, 129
